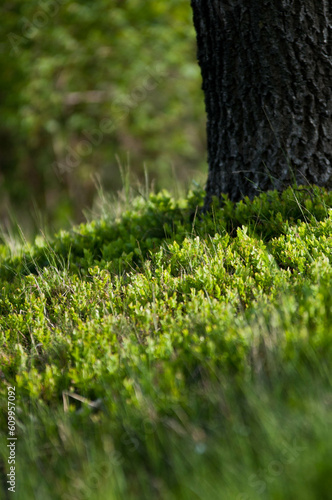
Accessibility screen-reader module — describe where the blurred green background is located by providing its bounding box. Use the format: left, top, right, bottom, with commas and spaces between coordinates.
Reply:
0, 0, 206, 235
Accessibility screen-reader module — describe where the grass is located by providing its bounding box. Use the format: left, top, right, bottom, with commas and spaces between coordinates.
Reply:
1, 183, 332, 499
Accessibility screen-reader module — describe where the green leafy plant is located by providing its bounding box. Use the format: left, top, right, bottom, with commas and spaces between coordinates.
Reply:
1, 186, 332, 499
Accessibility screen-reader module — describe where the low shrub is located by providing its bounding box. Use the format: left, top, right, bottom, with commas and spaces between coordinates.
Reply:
1, 185, 332, 499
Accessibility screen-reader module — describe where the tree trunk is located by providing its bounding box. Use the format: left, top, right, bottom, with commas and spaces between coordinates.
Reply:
190, 0, 332, 207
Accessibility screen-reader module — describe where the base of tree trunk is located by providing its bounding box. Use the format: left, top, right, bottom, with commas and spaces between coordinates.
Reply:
191, 0, 332, 208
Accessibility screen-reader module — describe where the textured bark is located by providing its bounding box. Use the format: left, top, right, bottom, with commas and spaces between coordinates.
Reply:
191, 0, 332, 207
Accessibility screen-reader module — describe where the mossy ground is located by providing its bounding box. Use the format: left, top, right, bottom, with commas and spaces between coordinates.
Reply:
1, 185, 332, 499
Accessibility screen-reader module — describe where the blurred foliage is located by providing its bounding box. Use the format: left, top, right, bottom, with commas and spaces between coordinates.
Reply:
0, 0, 206, 233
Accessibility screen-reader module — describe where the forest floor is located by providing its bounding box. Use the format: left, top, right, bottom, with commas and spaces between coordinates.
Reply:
1, 184, 332, 499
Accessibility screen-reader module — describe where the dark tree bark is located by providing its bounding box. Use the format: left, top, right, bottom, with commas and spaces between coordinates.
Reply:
190, 0, 332, 207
